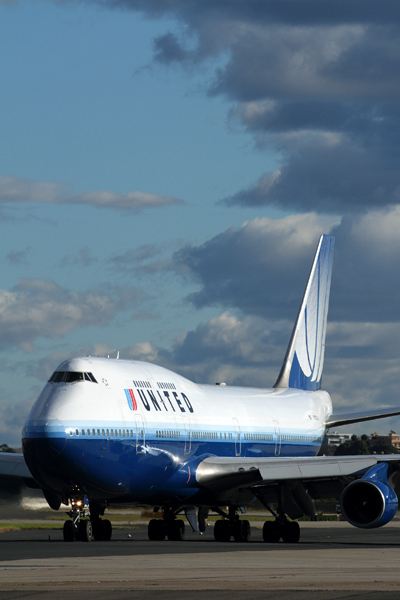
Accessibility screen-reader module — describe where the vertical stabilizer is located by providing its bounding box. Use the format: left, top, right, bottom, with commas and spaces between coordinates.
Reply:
274, 234, 335, 391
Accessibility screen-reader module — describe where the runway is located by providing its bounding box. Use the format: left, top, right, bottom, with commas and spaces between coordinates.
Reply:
1, 521, 400, 598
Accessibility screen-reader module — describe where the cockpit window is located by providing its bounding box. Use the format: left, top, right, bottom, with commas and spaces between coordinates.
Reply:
49, 371, 98, 383
49, 371, 65, 383
64, 372, 84, 383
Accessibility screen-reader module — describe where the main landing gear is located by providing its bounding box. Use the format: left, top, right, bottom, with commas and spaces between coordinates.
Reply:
62, 497, 112, 542
148, 506, 186, 541
259, 485, 301, 543
262, 516, 300, 543
213, 506, 251, 542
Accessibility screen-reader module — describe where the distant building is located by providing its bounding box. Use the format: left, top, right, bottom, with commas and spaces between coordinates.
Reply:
324, 432, 353, 448
369, 433, 400, 449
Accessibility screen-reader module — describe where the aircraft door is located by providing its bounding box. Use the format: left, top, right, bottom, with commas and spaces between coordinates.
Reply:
182, 416, 191, 455
233, 418, 241, 456
273, 420, 281, 456
135, 414, 145, 454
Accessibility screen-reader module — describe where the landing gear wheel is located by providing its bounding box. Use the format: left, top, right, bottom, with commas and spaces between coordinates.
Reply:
233, 519, 251, 542
282, 521, 300, 543
167, 519, 185, 541
78, 520, 93, 542
63, 520, 74, 542
100, 519, 112, 541
263, 521, 281, 543
148, 519, 165, 541
214, 520, 231, 542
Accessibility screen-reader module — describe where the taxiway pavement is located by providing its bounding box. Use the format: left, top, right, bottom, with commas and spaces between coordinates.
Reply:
0, 521, 400, 599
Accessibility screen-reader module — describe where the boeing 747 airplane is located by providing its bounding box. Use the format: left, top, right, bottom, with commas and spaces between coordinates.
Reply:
2, 234, 400, 543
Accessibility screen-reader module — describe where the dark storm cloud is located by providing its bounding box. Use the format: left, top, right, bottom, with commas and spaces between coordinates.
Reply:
153, 32, 188, 64
79, 1, 400, 28
223, 133, 400, 213
72, 0, 400, 215
172, 210, 400, 323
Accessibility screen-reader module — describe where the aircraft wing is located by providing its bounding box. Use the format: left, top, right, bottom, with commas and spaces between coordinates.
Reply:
0, 452, 33, 479
195, 454, 400, 491
195, 454, 400, 522
325, 407, 400, 428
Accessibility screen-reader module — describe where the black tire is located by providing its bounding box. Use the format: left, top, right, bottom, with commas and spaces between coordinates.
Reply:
233, 519, 251, 542
78, 520, 93, 542
282, 521, 300, 543
101, 518, 112, 541
148, 519, 165, 541
63, 520, 74, 542
214, 519, 231, 542
167, 519, 185, 541
262, 521, 281, 543
242, 519, 251, 542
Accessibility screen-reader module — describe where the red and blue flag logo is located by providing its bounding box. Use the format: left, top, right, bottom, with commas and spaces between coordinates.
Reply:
124, 389, 138, 411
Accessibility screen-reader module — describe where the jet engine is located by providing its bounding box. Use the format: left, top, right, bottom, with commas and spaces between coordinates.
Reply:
340, 462, 398, 529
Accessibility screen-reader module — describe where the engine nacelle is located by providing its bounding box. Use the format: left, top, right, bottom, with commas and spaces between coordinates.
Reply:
340, 462, 398, 529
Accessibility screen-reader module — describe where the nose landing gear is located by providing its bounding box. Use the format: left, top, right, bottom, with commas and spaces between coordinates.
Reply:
62, 495, 112, 542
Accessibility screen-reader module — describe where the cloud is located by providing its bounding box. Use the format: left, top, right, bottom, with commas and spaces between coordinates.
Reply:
69, 190, 183, 211
53, 1, 400, 215
171, 208, 400, 323
0, 176, 183, 212
115, 309, 400, 433
0, 176, 66, 204
222, 131, 400, 213
0, 279, 143, 351
115, 311, 287, 386
59, 247, 99, 268
108, 244, 163, 274
173, 213, 337, 319
6, 247, 30, 266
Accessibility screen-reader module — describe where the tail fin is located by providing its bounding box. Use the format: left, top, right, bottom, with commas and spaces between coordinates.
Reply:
274, 234, 335, 391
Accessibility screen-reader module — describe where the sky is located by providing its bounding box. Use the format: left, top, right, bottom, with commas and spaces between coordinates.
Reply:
1, 0, 400, 445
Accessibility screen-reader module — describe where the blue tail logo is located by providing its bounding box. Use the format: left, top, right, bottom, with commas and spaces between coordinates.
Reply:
274, 235, 335, 391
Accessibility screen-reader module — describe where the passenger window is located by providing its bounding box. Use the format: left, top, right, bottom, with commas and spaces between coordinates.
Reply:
75, 429, 79, 436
